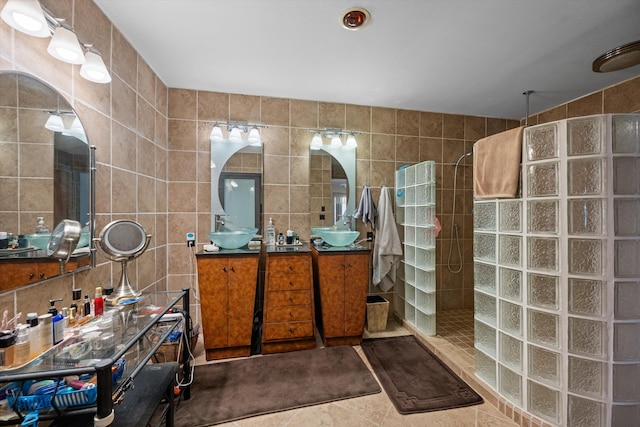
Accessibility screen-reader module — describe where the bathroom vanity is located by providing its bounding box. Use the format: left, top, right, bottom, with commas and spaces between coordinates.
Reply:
196, 249, 260, 360
0, 253, 91, 292
262, 245, 316, 354
311, 244, 371, 346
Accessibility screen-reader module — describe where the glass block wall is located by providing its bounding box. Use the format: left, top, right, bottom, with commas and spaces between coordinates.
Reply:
473, 114, 640, 426
395, 161, 437, 335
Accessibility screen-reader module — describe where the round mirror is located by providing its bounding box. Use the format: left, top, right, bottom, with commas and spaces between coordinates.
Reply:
46, 219, 82, 274
95, 220, 151, 305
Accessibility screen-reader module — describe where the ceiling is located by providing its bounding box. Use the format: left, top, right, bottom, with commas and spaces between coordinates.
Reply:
94, 0, 640, 120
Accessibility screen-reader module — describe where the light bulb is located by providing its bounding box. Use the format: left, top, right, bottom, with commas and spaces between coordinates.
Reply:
47, 26, 85, 64
44, 114, 64, 132
1, 0, 49, 37
229, 127, 243, 143
248, 127, 262, 145
80, 51, 111, 83
310, 132, 322, 150
210, 124, 224, 142
331, 134, 342, 147
346, 133, 357, 148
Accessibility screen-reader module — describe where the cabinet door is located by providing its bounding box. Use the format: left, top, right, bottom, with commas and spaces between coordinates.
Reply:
344, 253, 369, 336
227, 257, 258, 347
197, 257, 229, 349
317, 255, 346, 338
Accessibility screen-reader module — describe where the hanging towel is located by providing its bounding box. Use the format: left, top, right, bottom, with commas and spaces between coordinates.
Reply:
373, 186, 403, 292
354, 184, 377, 227
473, 126, 524, 198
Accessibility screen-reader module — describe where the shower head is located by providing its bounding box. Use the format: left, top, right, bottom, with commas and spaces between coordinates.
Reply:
453, 151, 473, 167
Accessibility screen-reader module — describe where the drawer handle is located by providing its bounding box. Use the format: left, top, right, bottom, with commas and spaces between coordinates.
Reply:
222, 267, 227, 272
288, 327, 293, 333
29, 273, 35, 279
288, 311, 293, 317
346, 263, 351, 267
288, 265, 293, 270
39, 273, 46, 279
288, 296, 294, 302
230, 266, 235, 272
289, 281, 293, 286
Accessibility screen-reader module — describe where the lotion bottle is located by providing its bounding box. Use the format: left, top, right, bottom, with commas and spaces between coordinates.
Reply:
48, 300, 64, 345
266, 218, 276, 245
26, 313, 41, 359
13, 324, 30, 365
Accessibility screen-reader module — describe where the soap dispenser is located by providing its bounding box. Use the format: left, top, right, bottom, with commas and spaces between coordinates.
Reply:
35, 217, 50, 234
266, 218, 276, 245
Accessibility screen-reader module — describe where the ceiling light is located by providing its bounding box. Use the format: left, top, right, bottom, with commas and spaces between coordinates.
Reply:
80, 50, 111, 83
310, 132, 323, 150
229, 127, 243, 143
0, 0, 50, 37
331, 135, 342, 147
593, 40, 640, 72
345, 133, 357, 148
341, 7, 370, 31
248, 126, 262, 145
210, 124, 224, 142
47, 25, 85, 64
44, 114, 64, 132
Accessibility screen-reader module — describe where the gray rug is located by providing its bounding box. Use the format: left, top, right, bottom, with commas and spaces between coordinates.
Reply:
175, 345, 381, 426
361, 335, 483, 414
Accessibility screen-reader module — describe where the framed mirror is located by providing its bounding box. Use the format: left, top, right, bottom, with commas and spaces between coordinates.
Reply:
309, 145, 356, 228
0, 71, 95, 290
210, 137, 263, 234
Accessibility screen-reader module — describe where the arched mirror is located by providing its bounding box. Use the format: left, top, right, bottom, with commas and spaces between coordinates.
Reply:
309, 145, 356, 229
210, 132, 263, 234
0, 71, 95, 291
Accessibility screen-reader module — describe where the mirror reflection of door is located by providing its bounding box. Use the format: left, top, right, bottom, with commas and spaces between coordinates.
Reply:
218, 172, 262, 233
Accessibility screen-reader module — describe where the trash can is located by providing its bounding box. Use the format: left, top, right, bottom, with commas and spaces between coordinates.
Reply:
366, 295, 389, 332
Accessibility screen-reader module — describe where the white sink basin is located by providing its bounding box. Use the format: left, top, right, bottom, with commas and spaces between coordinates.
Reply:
311, 227, 359, 247
208, 228, 258, 249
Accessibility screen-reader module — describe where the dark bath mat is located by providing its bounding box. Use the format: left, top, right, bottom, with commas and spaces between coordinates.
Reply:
174, 345, 381, 426
361, 335, 483, 414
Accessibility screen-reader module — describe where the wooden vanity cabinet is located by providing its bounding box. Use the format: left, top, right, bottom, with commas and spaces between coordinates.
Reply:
262, 248, 316, 354
0, 257, 89, 292
196, 252, 259, 360
312, 248, 371, 346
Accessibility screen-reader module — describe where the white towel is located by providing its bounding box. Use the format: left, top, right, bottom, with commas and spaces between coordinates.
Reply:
373, 186, 403, 291
354, 185, 377, 227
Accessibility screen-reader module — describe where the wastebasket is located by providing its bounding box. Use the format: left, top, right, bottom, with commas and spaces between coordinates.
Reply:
366, 295, 389, 332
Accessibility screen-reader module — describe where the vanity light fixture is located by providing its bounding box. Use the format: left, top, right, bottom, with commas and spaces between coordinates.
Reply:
0, 0, 111, 83
0, 0, 49, 37
209, 121, 267, 145
44, 113, 65, 132
308, 128, 360, 149
47, 24, 85, 64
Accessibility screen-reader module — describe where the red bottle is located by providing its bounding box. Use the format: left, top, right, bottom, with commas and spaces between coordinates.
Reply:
94, 287, 104, 316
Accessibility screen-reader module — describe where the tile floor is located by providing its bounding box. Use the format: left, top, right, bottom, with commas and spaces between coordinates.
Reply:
185, 310, 519, 427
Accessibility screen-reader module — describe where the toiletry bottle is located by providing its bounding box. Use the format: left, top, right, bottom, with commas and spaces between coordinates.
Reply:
26, 313, 41, 359
48, 299, 64, 345
35, 217, 50, 234
94, 287, 104, 316
83, 294, 91, 318
17, 234, 28, 249
277, 232, 285, 246
0, 331, 16, 368
266, 218, 276, 245
13, 324, 30, 365
39, 313, 53, 351
0, 232, 7, 250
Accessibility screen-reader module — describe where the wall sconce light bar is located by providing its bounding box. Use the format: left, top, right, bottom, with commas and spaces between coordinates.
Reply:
1, 0, 111, 83
209, 121, 268, 145
308, 128, 360, 149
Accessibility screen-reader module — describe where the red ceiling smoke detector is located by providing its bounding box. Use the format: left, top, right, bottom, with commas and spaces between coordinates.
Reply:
341, 7, 370, 31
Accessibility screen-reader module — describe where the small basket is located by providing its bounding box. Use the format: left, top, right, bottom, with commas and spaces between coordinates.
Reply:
8, 386, 97, 412
153, 334, 198, 363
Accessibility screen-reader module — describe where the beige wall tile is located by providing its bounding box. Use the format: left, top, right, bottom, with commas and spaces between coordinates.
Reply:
138, 137, 156, 178
111, 122, 136, 171
112, 168, 137, 213
604, 75, 640, 113
111, 29, 137, 88
291, 99, 318, 128
396, 135, 419, 162
420, 111, 443, 137
538, 105, 566, 124
464, 115, 485, 141
567, 92, 602, 118
112, 76, 136, 130
263, 126, 290, 156
168, 182, 197, 212
319, 102, 345, 128
261, 97, 290, 126
169, 88, 197, 120
372, 107, 395, 134
346, 104, 371, 132
137, 175, 155, 213
137, 58, 156, 106
168, 150, 197, 182
371, 133, 394, 161
198, 91, 229, 121
443, 114, 464, 139
263, 154, 290, 185
137, 96, 155, 141
230, 93, 260, 122
397, 109, 420, 136
168, 119, 197, 151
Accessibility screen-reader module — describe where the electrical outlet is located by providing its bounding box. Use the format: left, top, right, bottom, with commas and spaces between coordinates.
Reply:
319, 214, 325, 220
186, 232, 195, 247
321, 206, 325, 212
366, 231, 373, 241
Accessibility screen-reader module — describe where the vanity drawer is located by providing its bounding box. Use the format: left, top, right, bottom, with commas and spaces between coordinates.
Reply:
267, 256, 310, 275
266, 290, 310, 307
267, 274, 310, 291
264, 321, 313, 341
266, 305, 312, 323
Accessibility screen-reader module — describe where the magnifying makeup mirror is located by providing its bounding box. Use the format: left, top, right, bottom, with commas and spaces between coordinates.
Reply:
47, 219, 82, 274
94, 220, 151, 306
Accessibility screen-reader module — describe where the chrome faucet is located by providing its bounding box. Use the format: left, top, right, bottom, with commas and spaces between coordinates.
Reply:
214, 214, 226, 232
342, 215, 353, 231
